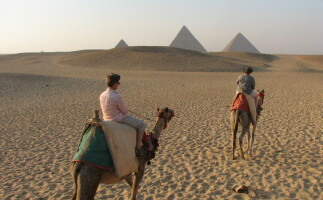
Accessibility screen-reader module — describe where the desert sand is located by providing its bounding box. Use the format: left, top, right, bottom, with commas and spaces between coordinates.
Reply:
0, 48, 322, 199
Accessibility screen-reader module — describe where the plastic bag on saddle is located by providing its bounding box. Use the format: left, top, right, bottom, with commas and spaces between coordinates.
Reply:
99, 121, 138, 177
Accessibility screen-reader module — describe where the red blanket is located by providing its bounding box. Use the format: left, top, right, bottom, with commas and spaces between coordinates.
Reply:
231, 93, 250, 113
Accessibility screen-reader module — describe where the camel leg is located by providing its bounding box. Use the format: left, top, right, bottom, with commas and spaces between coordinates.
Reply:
246, 128, 251, 153
130, 159, 146, 200
239, 127, 248, 160
76, 164, 103, 200
249, 123, 257, 157
130, 172, 138, 200
231, 110, 239, 160
239, 112, 250, 160
232, 131, 237, 160
125, 174, 133, 187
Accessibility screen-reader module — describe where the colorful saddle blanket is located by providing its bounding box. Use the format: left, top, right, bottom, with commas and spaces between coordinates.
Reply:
231, 93, 250, 113
72, 123, 113, 169
231, 93, 257, 123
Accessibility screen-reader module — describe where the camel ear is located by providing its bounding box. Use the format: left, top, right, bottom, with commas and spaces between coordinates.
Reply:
157, 108, 160, 112
165, 107, 169, 112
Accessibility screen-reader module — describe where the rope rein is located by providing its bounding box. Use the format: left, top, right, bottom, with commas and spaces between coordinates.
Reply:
128, 110, 156, 122
129, 109, 183, 127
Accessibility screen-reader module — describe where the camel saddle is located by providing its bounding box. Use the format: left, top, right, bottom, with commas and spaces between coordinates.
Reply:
100, 121, 139, 177
231, 92, 257, 124
72, 121, 138, 178
72, 123, 113, 170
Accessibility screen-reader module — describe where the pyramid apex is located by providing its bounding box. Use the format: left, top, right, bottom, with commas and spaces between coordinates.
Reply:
180, 25, 189, 31
223, 33, 260, 53
236, 33, 245, 38
170, 26, 207, 53
115, 39, 128, 48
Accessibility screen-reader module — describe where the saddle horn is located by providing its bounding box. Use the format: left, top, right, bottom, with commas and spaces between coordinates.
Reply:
91, 110, 101, 122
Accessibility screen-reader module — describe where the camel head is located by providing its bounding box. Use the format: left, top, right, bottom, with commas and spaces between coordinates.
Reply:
143, 107, 174, 163
257, 89, 265, 106
258, 89, 265, 95
157, 107, 175, 123
151, 107, 174, 139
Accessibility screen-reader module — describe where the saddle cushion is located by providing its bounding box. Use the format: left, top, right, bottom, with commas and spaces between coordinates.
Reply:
72, 124, 113, 169
100, 120, 138, 177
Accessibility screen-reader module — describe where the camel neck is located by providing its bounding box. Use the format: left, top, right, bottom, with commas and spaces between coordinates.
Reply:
151, 118, 166, 139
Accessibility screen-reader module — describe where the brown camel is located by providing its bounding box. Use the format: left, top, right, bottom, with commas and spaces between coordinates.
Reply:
231, 90, 265, 160
70, 107, 174, 200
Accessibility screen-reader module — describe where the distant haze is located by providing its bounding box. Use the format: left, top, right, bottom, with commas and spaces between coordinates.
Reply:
0, 0, 322, 54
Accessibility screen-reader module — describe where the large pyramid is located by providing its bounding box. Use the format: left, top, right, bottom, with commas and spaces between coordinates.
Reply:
115, 39, 128, 48
169, 25, 207, 53
223, 33, 260, 54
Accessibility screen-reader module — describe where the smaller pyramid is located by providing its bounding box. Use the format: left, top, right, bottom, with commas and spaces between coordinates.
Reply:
223, 33, 260, 54
115, 39, 128, 48
170, 25, 207, 53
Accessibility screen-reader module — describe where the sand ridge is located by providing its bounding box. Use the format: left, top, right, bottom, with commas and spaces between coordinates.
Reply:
58, 47, 267, 72
1, 47, 322, 73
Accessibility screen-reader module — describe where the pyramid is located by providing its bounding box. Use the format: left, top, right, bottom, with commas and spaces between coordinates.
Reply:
115, 39, 128, 48
169, 25, 207, 53
223, 33, 260, 53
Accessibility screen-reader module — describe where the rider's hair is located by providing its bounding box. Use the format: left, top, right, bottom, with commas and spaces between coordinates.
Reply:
106, 73, 120, 87
243, 67, 253, 74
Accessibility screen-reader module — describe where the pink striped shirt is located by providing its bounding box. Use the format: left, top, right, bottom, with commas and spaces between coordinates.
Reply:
99, 88, 128, 121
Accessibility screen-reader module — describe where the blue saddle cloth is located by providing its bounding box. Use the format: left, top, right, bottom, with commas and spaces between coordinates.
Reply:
72, 123, 113, 169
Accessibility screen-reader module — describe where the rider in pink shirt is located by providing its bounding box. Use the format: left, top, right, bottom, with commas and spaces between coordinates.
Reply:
100, 73, 146, 156
100, 87, 128, 121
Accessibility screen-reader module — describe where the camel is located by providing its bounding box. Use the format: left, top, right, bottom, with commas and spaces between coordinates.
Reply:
231, 90, 265, 160
70, 107, 174, 200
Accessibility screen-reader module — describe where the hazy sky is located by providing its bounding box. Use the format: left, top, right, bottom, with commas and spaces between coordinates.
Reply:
1, 0, 323, 54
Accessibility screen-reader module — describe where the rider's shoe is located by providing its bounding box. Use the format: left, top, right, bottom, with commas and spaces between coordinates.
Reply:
135, 147, 145, 157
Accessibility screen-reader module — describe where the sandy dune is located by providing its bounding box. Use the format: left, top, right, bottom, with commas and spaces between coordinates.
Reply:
58, 47, 266, 72
2, 46, 322, 73
0, 50, 322, 199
